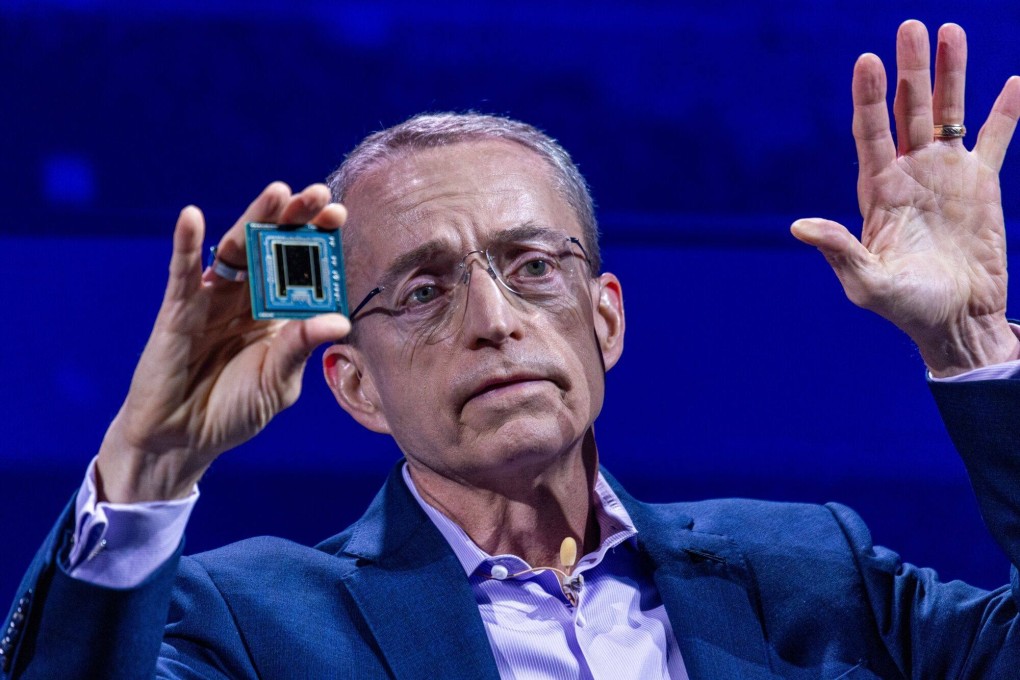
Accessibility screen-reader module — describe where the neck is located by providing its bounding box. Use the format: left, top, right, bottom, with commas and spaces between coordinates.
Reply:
407, 429, 601, 570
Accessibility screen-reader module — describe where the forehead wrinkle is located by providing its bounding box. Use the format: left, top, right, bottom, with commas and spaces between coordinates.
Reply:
379, 238, 457, 286
376, 152, 487, 213
389, 188, 470, 222
344, 182, 471, 295
487, 222, 561, 245
391, 182, 521, 237
378, 221, 562, 285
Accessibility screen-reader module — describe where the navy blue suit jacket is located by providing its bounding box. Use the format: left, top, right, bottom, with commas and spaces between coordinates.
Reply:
4, 378, 1020, 678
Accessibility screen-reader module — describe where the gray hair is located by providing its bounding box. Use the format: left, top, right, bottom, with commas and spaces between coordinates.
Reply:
326, 112, 601, 273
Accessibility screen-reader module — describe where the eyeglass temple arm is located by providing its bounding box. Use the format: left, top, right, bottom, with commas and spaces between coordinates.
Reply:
349, 286, 384, 321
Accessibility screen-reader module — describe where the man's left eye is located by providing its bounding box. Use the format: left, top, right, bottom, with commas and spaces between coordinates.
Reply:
409, 285, 440, 305
521, 259, 549, 276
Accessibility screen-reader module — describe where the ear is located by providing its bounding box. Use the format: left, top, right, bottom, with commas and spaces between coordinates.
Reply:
593, 273, 625, 371
322, 343, 392, 434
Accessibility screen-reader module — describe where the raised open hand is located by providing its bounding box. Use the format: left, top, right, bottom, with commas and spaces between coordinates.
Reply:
792, 21, 1020, 376
96, 183, 350, 502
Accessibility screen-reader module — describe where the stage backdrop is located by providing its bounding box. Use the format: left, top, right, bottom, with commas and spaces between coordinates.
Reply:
3, 1, 1019, 602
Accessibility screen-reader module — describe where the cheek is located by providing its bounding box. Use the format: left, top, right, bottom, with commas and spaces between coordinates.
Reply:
373, 365, 423, 415
550, 308, 606, 417
367, 343, 456, 440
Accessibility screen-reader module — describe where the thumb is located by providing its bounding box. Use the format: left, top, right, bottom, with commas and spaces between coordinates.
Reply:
791, 218, 880, 309
264, 314, 353, 408
165, 205, 206, 302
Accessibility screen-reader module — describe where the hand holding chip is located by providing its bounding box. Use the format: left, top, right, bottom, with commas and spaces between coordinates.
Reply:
95, 182, 350, 503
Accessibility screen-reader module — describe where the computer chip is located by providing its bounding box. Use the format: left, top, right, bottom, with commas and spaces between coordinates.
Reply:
245, 223, 348, 319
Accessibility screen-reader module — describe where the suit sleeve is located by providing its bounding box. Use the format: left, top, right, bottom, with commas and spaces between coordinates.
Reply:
154, 558, 261, 679
826, 377, 1020, 679
930, 377, 1020, 574
0, 497, 258, 679
827, 502, 1019, 679
1, 495, 182, 679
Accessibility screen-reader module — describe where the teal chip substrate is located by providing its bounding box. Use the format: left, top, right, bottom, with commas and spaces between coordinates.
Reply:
245, 223, 349, 319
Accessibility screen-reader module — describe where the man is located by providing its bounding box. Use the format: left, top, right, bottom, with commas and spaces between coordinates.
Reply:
4, 19, 1020, 679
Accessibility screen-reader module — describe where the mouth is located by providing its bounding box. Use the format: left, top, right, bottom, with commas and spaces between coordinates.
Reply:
473, 376, 548, 397
461, 371, 562, 409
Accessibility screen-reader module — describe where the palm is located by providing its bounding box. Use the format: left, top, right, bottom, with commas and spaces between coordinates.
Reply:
859, 144, 1007, 330
128, 287, 288, 464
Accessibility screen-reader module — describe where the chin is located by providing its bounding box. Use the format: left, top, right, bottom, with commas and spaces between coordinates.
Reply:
464, 414, 587, 477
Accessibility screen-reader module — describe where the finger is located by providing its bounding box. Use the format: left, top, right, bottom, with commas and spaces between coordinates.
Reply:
165, 205, 206, 302
791, 218, 868, 257
278, 184, 333, 225
932, 24, 967, 134
215, 183, 337, 270
310, 202, 348, 230
263, 314, 353, 407
974, 75, 1020, 172
852, 53, 896, 177
892, 20, 934, 154
791, 218, 880, 309
213, 181, 293, 269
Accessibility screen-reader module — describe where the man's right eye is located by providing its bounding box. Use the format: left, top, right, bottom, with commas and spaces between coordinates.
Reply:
408, 285, 440, 305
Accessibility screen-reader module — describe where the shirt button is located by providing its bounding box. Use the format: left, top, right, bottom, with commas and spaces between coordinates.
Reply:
490, 564, 509, 580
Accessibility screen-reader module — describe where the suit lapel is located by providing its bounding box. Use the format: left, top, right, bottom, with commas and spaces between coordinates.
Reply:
336, 466, 500, 680
610, 477, 775, 679
336, 465, 776, 679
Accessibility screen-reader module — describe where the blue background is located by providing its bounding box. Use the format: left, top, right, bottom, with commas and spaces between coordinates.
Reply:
3, 1, 1019, 602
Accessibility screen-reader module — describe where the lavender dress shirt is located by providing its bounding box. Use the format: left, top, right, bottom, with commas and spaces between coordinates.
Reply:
400, 465, 688, 679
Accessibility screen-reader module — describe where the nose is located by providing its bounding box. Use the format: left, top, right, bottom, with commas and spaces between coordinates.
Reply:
457, 253, 523, 348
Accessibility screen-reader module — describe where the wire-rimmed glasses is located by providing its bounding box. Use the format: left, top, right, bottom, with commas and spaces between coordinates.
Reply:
347, 228, 594, 342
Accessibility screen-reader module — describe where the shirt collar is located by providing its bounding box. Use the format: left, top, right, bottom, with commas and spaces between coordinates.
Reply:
401, 462, 638, 578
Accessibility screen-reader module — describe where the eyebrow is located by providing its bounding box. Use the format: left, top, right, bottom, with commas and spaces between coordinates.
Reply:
377, 222, 561, 285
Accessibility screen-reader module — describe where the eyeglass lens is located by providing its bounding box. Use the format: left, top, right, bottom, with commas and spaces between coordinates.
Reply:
351, 234, 591, 342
